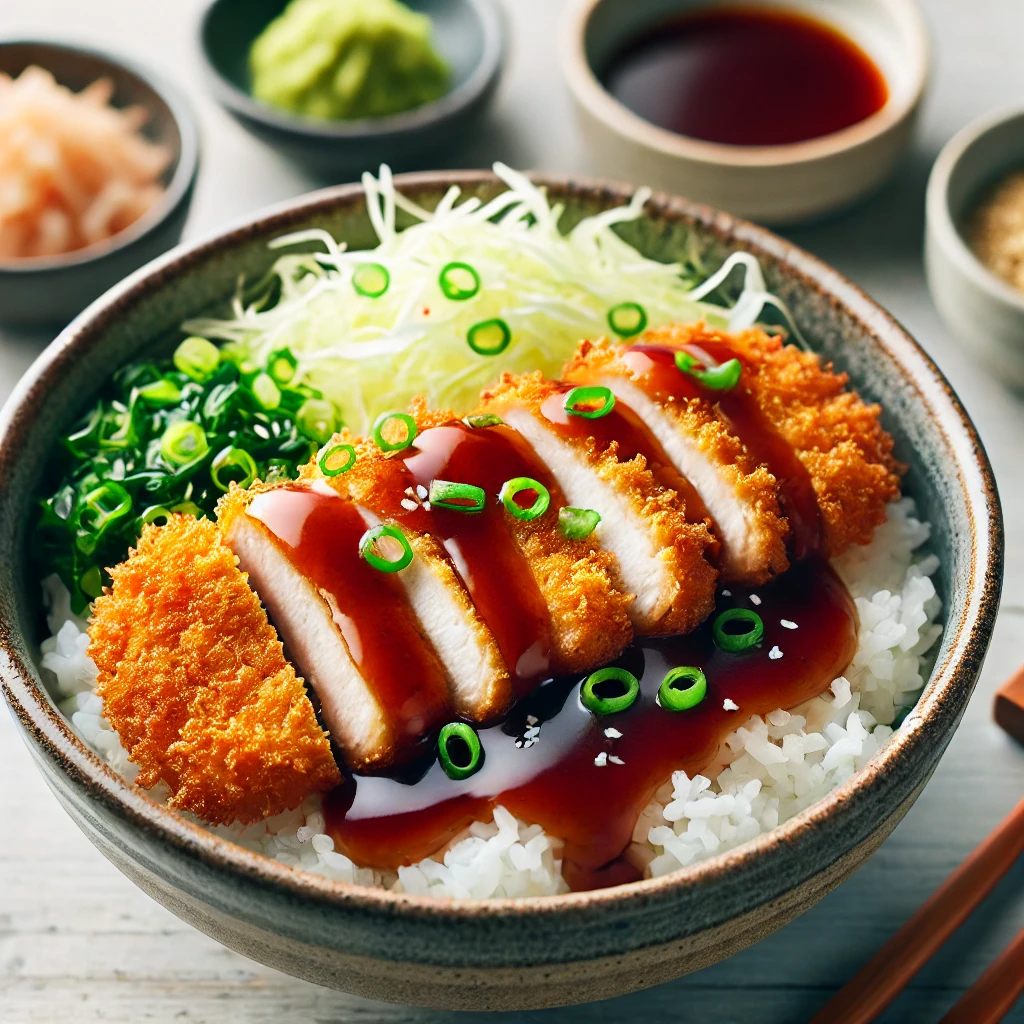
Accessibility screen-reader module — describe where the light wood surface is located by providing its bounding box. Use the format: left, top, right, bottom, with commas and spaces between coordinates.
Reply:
2, 0, 1024, 1020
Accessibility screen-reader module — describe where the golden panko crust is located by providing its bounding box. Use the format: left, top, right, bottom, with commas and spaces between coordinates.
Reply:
88, 514, 340, 825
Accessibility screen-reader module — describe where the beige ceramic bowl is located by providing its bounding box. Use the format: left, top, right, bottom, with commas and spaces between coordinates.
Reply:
562, 0, 930, 224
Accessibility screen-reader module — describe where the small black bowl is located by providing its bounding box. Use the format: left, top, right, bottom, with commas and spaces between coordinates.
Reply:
0, 40, 200, 328
198, 0, 504, 178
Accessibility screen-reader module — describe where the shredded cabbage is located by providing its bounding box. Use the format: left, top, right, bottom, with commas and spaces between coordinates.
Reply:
185, 163, 799, 433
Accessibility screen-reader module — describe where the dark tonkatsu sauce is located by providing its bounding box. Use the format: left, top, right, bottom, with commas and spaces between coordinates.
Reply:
324, 558, 856, 889
624, 343, 822, 557
248, 485, 451, 745
380, 422, 562, 695
539, 385, 714, 529
602, 8, 888, 147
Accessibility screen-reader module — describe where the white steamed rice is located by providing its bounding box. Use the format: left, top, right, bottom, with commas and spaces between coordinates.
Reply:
38, 497, 941, 900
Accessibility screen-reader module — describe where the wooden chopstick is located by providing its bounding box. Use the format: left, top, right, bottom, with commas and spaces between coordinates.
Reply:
940, 924, 1024, 1024
810, 794, 1024, 1024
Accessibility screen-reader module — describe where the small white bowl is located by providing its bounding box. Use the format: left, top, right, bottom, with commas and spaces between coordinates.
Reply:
926, 108, 1024, 388
561, 0, 929, 225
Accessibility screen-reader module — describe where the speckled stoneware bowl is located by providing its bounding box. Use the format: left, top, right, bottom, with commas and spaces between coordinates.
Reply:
0, 172, 1002, 1011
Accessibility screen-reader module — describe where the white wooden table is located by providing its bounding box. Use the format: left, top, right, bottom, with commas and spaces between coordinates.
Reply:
2, 0, 1024, 1020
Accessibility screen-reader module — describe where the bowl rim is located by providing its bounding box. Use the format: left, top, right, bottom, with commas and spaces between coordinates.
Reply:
195, 0, 504, 141
560, 0, 930, 169
0, 36, 200, 274
0, 169, 1002, 923
925, 104, 1024, 312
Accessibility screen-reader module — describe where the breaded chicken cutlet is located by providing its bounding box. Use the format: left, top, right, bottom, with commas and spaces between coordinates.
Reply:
88, 514, 340, 825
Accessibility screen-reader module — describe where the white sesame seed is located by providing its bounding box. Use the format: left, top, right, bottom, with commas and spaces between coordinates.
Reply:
721, 589, 732, 597
404, 487, 416, 497
769, 646, 783, 660
749, 594, 762, 606
594, 751, 608, 767
400, 498, 418, 511
781, 619, 798, 629
416, 485, 429, 499
526, 715, 538, 726
422, 501, 431, 511
723, 698, 739, 711
604, 727, 623, 739
608, 755, 625, 765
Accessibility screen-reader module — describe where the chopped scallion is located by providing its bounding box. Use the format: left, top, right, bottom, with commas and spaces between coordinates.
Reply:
675, 351, 743, 391
160, 421, 209, 467
712, 608, 764, 652
352, 262, 390, 298
463, 413, 503, 428
607, 302, 647, 338
358, 523, 414, 573
581, 666, 639, 715
372, 411, 417, 452
296, 398, 338, 444
252, 372, 281, 410
563, 385, 615, 419
439, 261, 481, 301
267, 347, 298, 385
211, 446, 259, 492
136, 379, 182, 407
658, 666, 707, 711
467, 318, 511, 356
428, 479, 486, 512
173, 336, 220, 382
559, 506, 601, 540
499, 476, 550, 521
319, 443, 357, 477
437, 722, 484, 780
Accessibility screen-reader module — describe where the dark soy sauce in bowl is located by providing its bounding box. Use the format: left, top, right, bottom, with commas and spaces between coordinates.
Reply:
601, 6, 889, 147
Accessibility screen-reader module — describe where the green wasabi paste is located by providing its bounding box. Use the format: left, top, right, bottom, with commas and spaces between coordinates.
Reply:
249, 0, 451, 121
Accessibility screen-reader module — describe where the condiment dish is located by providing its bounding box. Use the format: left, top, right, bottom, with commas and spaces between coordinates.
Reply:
0, 39, 199, 328
0, 171, 1001, 1010
196, 0, 504, 178
926, 107, 1024, 388
561, 0, 929, 225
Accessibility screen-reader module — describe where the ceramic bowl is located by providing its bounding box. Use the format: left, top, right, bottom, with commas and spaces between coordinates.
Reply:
0, 39, 200, 328
925, 107, 1024, 388
0, 172, 1001, 1011
561, 0, 929, 225
197, 0, 504, 178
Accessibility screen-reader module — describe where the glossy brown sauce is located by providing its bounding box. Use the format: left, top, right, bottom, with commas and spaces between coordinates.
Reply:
247, 485, 451, 749
378, 422, 560, 695
324, 558, 857, 889
625, 343, 822, 557
539, 385, 714, 529
601, 7, 888, 147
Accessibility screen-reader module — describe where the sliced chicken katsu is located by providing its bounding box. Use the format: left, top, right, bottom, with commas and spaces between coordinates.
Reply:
306, 398, 633, 698
475, 371, 718, 635
299, 440, 514, 724
565, 336, 789, 585
88, 514, 340, 825
219, 482, 453, 771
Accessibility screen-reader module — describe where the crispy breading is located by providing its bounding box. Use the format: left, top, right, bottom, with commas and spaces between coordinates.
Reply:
477, 372, 718, 635
88, 514, 340, 825
564, 337, 789, 584
640, 323, 903, 556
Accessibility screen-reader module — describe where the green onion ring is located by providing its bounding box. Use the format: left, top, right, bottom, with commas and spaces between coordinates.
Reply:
499, 476, 550, 521
372, 411, 418, 452
581, 666, 640, 715
563, 385, 616, 419
136, 379, 182, 407
428, 479, 486, 513
437, 722, 484, 780
141, 505, 173, 527
79, 566, 105, 599
173, 336, 220, 382
659, 666, 707, 711
252, 372, 281, 410
352, 262, 390, 298
160, 421, 209, 467
267, 347, 298, 385
359, 523, 414, 573
439, 261, 481, 301
463, 413, 503, 428
171, 501, 203, 518
319, 443, 357, 477
558, 506, 601, 540
675, 351, 743, 391
712, 608, 765, 652
467, 318, 512, 356
607, 302, 648, 338
211, 446, 259, 492
296, 398, 338, 444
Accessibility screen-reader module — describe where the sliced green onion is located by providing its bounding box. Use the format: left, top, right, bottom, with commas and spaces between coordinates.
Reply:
437, 722, 484, 780
429, 479, 485, 513
79, 566, 105, 599
559, 506, 601, 540
563, 385, 615, 419
675, 351, 743, 391
352, 262, 390, 298
136, 379, 182, 406
319, 443, 357, 477
141, 505, 173, 527
296, 398, 337, 444
439, 261, 481, 301
463, 413, 503, 428
499, 476, 550, 521
372, 411, 417, 452
77, 481, 132, 536
211, 446, 259, 492
160, 421, 209, 466
607, 302, 647, 338
252, 372, 281, 410
712, 608, 764, 652
467, 318, 511, 356
267, 347, 298, 385
173, 336, 220, 382
359, 523, 414, 573
581, 666, 640, 715
171, 501, 203, 518
659, 666, 707, 711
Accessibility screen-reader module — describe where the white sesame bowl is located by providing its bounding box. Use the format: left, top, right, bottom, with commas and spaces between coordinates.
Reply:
926, 107, 1024, 388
